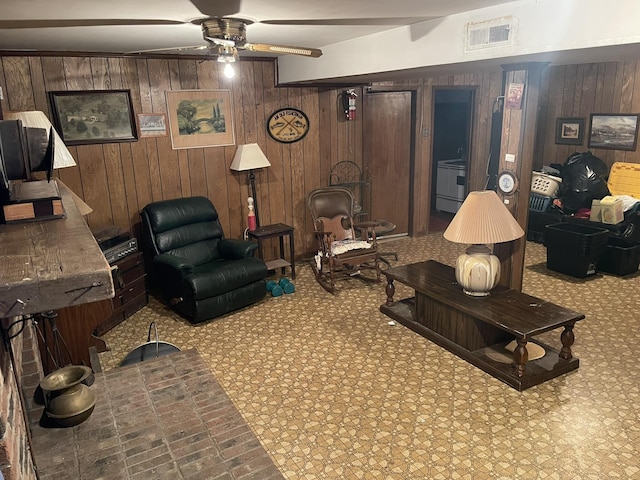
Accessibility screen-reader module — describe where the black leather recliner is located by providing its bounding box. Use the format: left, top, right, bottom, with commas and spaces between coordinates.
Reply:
140, 196, 268, 323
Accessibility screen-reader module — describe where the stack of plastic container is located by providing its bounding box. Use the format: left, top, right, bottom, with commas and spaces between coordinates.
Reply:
529, 172, 562, 212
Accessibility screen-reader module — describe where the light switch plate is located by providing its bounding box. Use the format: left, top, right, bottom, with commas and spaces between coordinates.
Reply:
505, 153, 516, 163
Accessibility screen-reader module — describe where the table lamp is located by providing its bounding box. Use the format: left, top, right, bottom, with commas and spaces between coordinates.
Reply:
443, 190, 524, 296
5, 111, 77, 170
230, 143, 271, 227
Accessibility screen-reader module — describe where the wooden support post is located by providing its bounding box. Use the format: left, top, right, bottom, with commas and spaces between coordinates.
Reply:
494, 62, 548, 291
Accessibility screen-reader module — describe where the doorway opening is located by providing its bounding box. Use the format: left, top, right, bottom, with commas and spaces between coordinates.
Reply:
430, 88, 474, 232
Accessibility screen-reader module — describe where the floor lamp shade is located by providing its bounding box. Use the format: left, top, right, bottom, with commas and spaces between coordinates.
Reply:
230, 144, 271, 172
443, 190, 525, 296
230, 144, 271, 227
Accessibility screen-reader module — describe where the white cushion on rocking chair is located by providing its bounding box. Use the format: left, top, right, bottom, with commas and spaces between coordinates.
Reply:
331, 239, 372, 255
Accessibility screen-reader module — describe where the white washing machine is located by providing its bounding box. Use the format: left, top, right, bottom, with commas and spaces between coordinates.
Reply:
435, 159, 466, 214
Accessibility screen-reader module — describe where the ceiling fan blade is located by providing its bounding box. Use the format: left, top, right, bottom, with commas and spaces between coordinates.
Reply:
206, 37, 235, 48
242, 43, 322, 58
190, 0, 241, 18
261, 17, 437, 26
125, 45, 208, 55
0, 19, 184, 29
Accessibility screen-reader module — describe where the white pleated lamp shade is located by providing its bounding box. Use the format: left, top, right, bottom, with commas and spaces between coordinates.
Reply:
443, 190, 524, 245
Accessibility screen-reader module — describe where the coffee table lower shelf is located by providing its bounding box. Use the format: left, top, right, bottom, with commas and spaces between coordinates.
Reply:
381, 298, 579, 391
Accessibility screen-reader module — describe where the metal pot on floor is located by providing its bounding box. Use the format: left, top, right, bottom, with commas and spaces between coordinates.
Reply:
39, 365, 96, 427
119, 322, 181, 367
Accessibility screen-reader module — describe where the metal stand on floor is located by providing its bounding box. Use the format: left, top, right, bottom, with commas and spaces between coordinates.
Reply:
35, 311, 73, 373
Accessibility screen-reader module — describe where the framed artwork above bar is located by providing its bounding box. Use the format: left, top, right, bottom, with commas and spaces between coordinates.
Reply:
48, 90, 137, 146
165, 89, 235, 149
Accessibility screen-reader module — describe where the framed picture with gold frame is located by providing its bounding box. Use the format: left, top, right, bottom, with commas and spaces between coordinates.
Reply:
165, 89, 235, 149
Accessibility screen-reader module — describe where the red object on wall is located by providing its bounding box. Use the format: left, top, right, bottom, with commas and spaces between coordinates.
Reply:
343, 89, 357, 121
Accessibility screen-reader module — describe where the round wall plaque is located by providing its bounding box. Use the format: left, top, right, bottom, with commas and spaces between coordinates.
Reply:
267, 108, 309, 143
497, 170, 519, 195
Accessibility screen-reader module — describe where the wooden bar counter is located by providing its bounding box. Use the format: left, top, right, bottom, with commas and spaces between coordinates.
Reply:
0, 181, 114, 318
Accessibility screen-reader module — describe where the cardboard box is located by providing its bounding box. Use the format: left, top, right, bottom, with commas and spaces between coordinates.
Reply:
599, 196, 624, 225
589, 199, 602, 222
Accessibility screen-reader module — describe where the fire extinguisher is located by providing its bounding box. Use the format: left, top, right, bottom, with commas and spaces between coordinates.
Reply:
343, 89, 357, 121
247, 197, 257, 231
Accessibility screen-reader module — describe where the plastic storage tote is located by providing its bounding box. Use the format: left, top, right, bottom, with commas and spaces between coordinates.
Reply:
598, 237, 640, 276
544, 223, 609, 277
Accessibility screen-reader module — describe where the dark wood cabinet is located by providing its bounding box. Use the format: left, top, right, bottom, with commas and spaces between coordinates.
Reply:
95, 252, 147, 337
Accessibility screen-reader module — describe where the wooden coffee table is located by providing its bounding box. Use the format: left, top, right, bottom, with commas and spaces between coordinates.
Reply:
380, 260, 585, 390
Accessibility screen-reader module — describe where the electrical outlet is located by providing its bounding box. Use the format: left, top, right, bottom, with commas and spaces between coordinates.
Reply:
505, 153, 516, 163
422, 128, 430, 137
0, 86, 3, 100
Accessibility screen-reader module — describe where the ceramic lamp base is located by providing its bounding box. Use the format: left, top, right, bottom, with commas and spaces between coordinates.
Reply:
455, 244, 501, 296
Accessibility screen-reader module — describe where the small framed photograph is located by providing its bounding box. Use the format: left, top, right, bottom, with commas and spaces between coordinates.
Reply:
48, 89, 137, 145
555, 117, 584, 145
588, 113, 640, 151
165, 89, 235, 149
137, 113, 168, 138
505, 82, 524, 110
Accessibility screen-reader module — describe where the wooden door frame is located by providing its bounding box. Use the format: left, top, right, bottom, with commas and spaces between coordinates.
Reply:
363, 86, 418, 235
428, 86, 477, 227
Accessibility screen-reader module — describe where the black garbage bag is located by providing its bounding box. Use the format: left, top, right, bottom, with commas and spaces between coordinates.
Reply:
554, 151, 610, 214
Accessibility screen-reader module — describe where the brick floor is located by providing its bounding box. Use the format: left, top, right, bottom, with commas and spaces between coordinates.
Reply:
30, 349, 284, 480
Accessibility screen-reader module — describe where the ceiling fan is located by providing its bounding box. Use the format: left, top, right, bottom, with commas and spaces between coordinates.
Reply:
129, 16, 323, 78
0, 0, 322, 61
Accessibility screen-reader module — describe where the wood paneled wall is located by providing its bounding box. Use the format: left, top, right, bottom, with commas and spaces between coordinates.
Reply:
0, 55, 321, 259
320, 70, 502, 235
2, 53, 639, 258
535, 60, 640, 170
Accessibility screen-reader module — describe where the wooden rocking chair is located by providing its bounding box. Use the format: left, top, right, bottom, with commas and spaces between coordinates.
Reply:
306, 186, 381, 293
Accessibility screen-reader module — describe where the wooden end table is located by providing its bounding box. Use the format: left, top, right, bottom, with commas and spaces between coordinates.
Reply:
247, 223, 296, 279
380, 260, 585, 391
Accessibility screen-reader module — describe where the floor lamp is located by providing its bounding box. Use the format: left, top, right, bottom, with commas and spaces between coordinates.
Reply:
230, 143, 271, 227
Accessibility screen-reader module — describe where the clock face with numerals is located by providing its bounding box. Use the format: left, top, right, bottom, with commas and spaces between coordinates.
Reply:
497, 171, 518, 195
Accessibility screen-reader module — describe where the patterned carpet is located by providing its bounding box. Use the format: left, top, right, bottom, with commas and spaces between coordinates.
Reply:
99, 234, 640, 479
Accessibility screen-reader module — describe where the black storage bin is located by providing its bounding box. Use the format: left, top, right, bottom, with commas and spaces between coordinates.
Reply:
598, 237, 640, 276
544, 223, 609, 277
527, 210, 563, 243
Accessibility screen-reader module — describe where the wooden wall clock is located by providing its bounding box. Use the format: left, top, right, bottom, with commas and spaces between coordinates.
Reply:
267, 108, 309, 143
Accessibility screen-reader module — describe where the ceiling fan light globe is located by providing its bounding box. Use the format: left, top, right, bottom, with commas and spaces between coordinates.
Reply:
223, 62, 235, 78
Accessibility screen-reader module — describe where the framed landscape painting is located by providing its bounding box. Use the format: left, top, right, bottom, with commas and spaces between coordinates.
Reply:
165, 89, 235, 149
555, 117, 584, 145
588, 113, 640, 151
49, 90, 137, 145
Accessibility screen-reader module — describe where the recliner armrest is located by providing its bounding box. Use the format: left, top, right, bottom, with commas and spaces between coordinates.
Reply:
154, 254, 195, 275
218, 238, 259, 259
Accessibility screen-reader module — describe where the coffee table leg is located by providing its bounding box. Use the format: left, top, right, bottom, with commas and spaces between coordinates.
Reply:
513, 338, 529, 378
385, 278, 395, 306
560, 324, 575, 360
